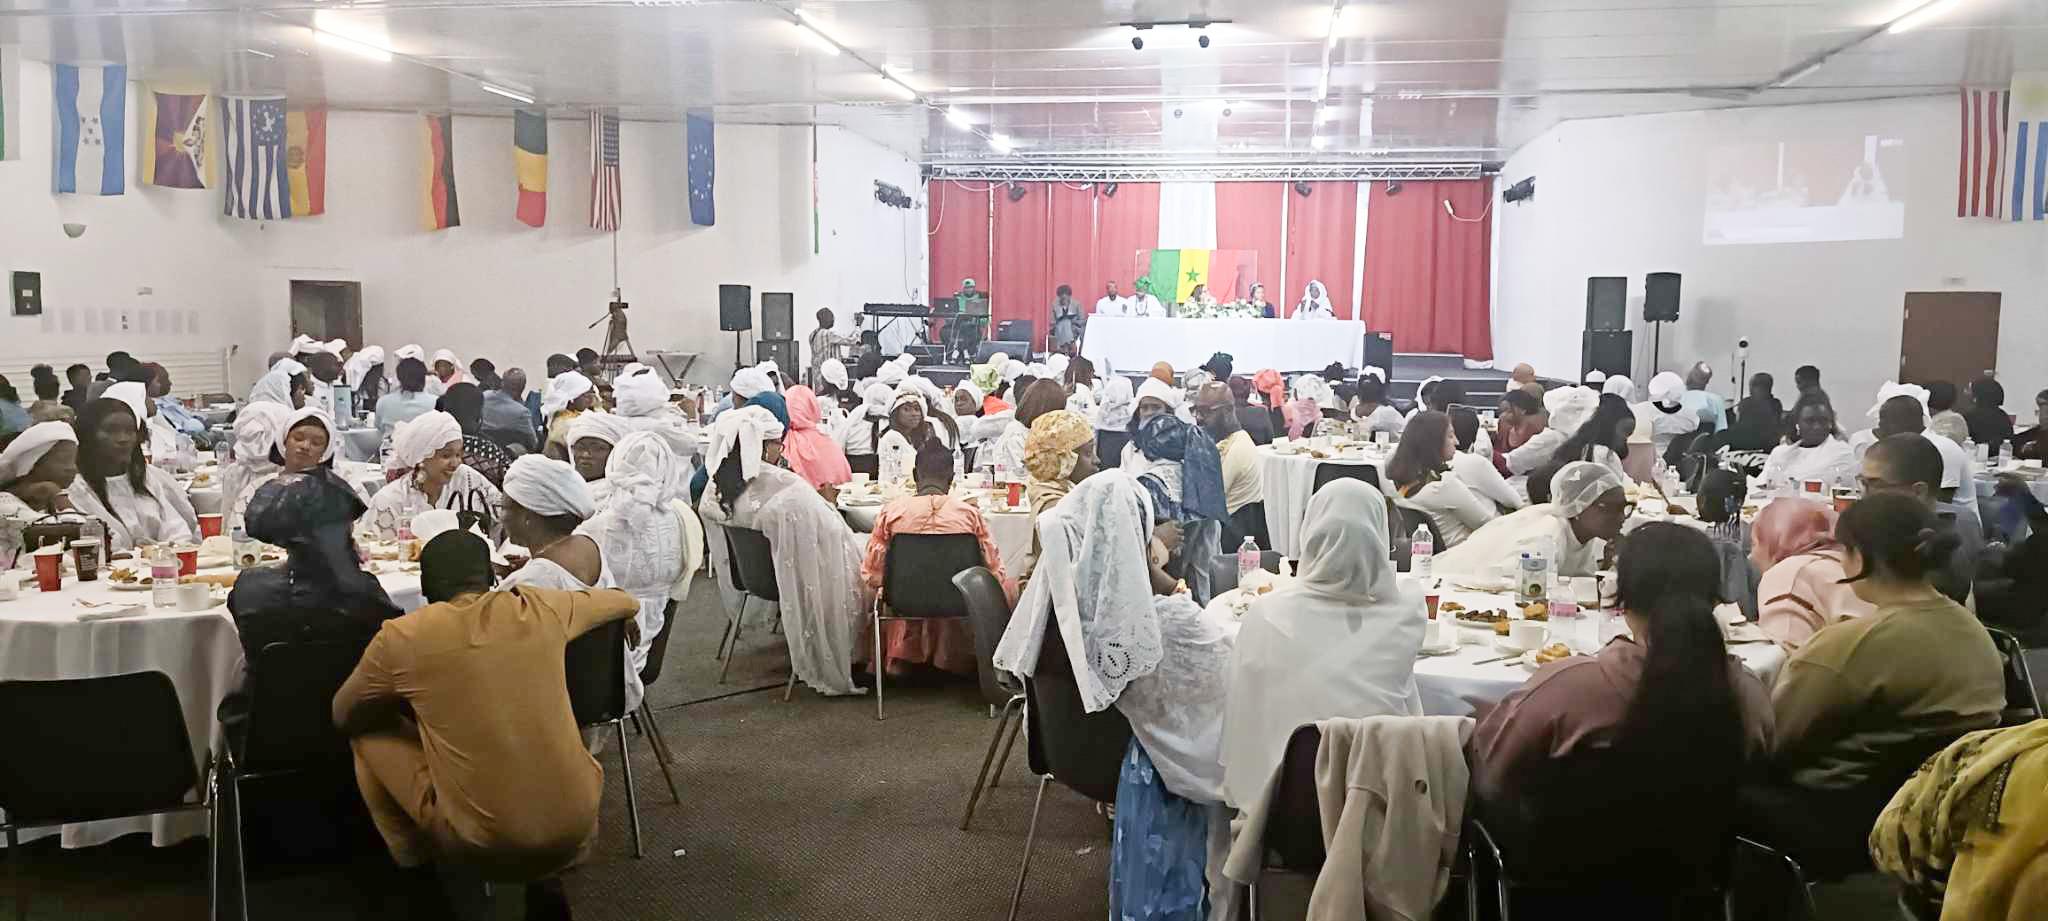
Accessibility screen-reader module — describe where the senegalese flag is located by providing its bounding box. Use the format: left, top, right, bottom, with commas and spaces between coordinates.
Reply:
513, 109, 546, 227
1136, 249, 1260, 304
286, 106, 326, 216
142, 87, 212, 189
423, 113, 460, 230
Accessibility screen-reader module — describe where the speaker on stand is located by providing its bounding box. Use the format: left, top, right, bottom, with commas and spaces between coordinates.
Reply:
758, 291, 796, 379
719, 284, 752, 372
1644, 272, 1681, 372
1582, 330, 1633, 381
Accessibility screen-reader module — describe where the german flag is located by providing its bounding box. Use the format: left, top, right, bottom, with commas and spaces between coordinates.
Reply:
423, 113, 460, 229
513, 109, 546, 227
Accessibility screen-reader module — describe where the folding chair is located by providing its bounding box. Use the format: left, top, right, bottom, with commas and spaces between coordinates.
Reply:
720, 526, 797, 700
873, 532, 984, 720
1311, 462, 1381, 496
953, 567, 1021, 831
1987, 626, 2043, 726
566, 619, 677, 858
1007, 622, 1132, 921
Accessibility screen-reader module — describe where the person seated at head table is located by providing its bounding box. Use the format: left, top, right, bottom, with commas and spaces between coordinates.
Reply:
1448, 409, 1523, 512
1292, 280, 1336, 320
1758, 390, 1856, 494
64, 396, 197, 552
1964, 376, 2014, 453
1873, 719, 2048, 921
376, 358, 440, 439
1494, 388, 1566, 478
1192, 383, 1269, 551
0, 422, 79, 566
1854, 394, 1978, 507
871, 384, 960, 486
859, 437, 1013, 677
984, 379, 1068, 478
698, 406, 866, 696
1220, 478, 1425, 814
989, 471, 1238, 919
332, 529, 640, 904
1861, 433, 1983, 605
228, 462, 401, 662
437, 383, 514, 489
365, 411, 505, 535
1386, 411, 1499, 548
1737, 492, 2005, 874
1434, 462, 1629, 591
1349, 373, 1406, 438
1749, 499, 1874, 651
1468, 523, 1773, 914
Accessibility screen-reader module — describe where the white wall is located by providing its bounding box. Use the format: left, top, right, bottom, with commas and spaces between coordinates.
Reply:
1491, 94, 2048, 423
0, 58, 927, 394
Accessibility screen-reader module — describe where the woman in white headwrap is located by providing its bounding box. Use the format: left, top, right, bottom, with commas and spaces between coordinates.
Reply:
364, 411, 504, 536
839, 382, 893, 474
1292, 280, 1335, 320
564, 411, 633, 507
498, 454, 640, 707
539, 371, 598, 459
991, 471, 1239, 918
1434, 461, 1631, 591
67, 394, 198, 550
698, 406, 866, 697
610, 365, 700, 472
579, 431, 691, 701
342, 345, 386, 409
1093, 373, 1137, 468
0, 422, 80, 566
389, 344, 428, 394
872, 383, 959, 485
248, 357, 308, 409
222, 403, 293, 536
429, 349, 465, 394
1643, 371, 1702, 461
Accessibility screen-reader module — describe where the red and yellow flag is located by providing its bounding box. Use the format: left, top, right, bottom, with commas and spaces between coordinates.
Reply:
513, 109, 547, 227
423, 113, 460, 230
286, 106, 326, 216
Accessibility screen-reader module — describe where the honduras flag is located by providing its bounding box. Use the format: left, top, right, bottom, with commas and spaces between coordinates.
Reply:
52, 63, 126, 195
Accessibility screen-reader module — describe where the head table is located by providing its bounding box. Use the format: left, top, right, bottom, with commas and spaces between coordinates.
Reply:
0, 562, 422, 849
1079, 316, 1365, 378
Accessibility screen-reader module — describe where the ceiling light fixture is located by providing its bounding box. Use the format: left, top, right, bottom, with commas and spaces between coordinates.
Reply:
1310, 135, 1330, 150
945, 107, 974, 129
314, 28, 393, 63
1886, 0, 1964, 34
793, 20, 841, 55
1310, 1, 1345, 106
989, 133, 1015, 154
879, 75, 918, 101
241, 47, 275, 59
479, 82, 535, 104
1779, 59, 1825, 86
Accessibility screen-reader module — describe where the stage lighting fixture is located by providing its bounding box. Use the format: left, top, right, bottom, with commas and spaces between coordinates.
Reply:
1006, 183, 1028, 202
1293, 181, 1312, 197
1102, 183, 1119, 198
1132, 35, 1144, 50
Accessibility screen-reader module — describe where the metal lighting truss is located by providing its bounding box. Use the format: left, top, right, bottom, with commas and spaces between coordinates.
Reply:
922, 159, 1493, 183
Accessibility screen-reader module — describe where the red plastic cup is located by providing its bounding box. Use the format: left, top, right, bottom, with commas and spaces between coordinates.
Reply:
197, 513, 223, 538
1425, 593, 1441, 620
177, 548, 198, 576
32, 549, 62, 592
1006, 481, 1023, 508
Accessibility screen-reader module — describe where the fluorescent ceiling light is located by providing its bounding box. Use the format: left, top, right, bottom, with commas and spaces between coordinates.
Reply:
479, 82, 534, 104
241, 47, 275, 59
945, 107, 975, 129
794, 21, 841, 55
1780, 59, 1824, 85
1310, 134, 1330, 150
1886, 0, 1963, 34
989, 133, 1015, 153
314, 29, 393, 63
879, 75, 918, 101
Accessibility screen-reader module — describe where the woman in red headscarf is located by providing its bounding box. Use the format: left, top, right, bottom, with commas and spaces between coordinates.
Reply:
780, 386, 853, 494
1750, 498, 1875, 650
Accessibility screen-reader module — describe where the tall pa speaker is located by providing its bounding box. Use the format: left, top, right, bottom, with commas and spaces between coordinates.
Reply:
1585, 277, 1627, 331
1582, 330, 1633, 380
1362, 331, 1394, 378
1644, 272, 1681, 323
756, 339, 798, 375
761, 292, 795, 341
718, 284, 752, 332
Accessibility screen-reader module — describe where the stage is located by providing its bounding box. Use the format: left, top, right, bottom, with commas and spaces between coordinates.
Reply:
897, 351, 1520, 410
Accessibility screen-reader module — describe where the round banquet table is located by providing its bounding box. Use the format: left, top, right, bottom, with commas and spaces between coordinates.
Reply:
0, 565, 422, 849
840, 490, 1036, 581
1202, 585, 1786, 718
1258, 443, 1390, 558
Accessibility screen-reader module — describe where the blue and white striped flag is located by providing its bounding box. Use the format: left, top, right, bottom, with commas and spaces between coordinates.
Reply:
2005, 73, 2048, 222
220, 95, 292, 220
51, 63, 125, 195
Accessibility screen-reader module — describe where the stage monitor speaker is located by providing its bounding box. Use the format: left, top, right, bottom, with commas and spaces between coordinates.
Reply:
1362, 331, 1394, 378
994, 319, 1033, 343
975, 341, 1031, 364
1582, 330, 1633, 380
760, 292, 795, 341
1644, 272, 1681, 323
1585, 277, 1627, 331
756, 339, 798, 374
718, 284, 752, 332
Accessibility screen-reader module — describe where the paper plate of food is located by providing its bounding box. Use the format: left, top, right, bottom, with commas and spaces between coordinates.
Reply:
106, 565, 157, 591
1516, 643, 1575, 671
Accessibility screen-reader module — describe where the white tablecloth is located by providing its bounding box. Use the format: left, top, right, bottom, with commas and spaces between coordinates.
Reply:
337, 428, 382, 463
841, 492, 1036, 581
1081, 317, 1365, 375
0, 566, 422, 849
1259, 445, 1389, 557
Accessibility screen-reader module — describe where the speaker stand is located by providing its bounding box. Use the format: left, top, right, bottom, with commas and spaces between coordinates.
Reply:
733, 331, 746, 373
1651, 320, 1665, 375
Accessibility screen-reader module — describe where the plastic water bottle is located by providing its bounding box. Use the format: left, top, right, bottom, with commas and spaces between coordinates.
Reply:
1410, 524, 1434, 580
1236, 536, 1261, 581
1548, 572, 1581, 648
150, 545, 179, 608
231, 526, 255, 570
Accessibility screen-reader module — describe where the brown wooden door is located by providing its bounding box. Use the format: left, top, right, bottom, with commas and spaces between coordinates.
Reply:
1900, 291, 2000, 385
289, 280, 364, 348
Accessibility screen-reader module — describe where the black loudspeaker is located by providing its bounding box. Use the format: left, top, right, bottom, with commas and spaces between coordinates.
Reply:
756, 339, 797, 374
975, 341, 1031, 363
11, 272, 43, 317
1362, 331, 1394, 377
1585, 277, 1626, 331
1644, 272, 1681, 323
761, 292, 795, 341
1582, 330, 1633, 379
995, 319, 1033, 343
719, 284, 752, 332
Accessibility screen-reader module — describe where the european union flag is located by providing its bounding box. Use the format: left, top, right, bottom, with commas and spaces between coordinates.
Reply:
687, 112, 715, 227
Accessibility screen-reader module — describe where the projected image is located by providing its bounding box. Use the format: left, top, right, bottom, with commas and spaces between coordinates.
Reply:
1703, 134, 1906, 245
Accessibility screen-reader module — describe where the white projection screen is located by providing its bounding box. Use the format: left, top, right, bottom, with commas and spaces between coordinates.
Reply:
1703, 133, 1906, 245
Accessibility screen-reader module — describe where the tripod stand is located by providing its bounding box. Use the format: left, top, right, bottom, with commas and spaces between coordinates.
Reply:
586, 297, 638, 380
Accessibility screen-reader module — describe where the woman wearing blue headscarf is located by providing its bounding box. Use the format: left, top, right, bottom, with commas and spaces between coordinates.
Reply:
1131, 413, 1228, 604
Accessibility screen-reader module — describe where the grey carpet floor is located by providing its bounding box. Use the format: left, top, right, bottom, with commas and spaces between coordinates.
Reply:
4, 585, 1913, 919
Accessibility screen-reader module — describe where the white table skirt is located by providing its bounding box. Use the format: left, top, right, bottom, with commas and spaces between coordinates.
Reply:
0, 567, 423, 849
842, 495, 1036, 582
338, 428, 383, 464
1080, 317, 1365, 375
1259, 446, 1389, 557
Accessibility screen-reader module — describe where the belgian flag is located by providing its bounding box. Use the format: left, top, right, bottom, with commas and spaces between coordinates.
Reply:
514, 109, 547, 227
423, 113, 460, 230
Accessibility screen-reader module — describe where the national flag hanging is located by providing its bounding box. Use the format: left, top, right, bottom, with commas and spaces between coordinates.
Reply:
2004, 74, 2048, 222
220, 95, 291, 220
1958, 87, 2009, 218
51, 63, 126, 196
424, 113, 460, 230
142, 88, 210, 189
1135, 249, 1260, 304
513, 109, 548, 227
286, 106, 327, 216
589, 110, 621, 230
688, 112, 716, 227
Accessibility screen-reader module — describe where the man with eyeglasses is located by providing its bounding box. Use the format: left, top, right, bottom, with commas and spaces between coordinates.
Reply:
1859, 434, 1982, 604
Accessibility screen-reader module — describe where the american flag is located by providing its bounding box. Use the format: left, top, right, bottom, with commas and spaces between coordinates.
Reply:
1959, 87, 2009, 219
589, 110, 621, 230
223, 95, 291, 220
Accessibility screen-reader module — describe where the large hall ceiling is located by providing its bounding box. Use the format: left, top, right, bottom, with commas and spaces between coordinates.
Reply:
0, 0, 2038, 165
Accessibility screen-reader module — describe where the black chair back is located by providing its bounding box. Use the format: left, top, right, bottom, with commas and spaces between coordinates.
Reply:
1987, 626, 2042, 725
1312, 462, 1381, 495
952, 567, 1015, 708
639, 600, 679, 687
883, 533, 983, 619
565, 619, 629, 728
1266, 724, 1328, 872
0, 672, 198, 826
848, 453, 880, 477
726, 526, 781, 603
1386, 501, 1445, 573
240, 641, 366, 771
1209, 548, 1285, 595
1022, 620, 1131, 804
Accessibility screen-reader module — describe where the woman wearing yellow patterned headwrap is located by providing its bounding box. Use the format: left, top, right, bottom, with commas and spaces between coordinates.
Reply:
1018, 410, 1100, 586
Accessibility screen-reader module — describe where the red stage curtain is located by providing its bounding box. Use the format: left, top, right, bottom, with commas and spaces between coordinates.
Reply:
1046, 183, 1097, 306
1215, 182, 1286, 307
1090, 182, 1161, 305
928, 180, 992, 312
992, 184, 1051, 335
1282, 181, 1358, 319
1361, 179, 1495, 360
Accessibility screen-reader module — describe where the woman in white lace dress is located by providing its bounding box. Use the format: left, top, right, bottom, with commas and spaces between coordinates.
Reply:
366, 411, 505, 535
578, 431, 689, 690
499, 454, 641, 709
